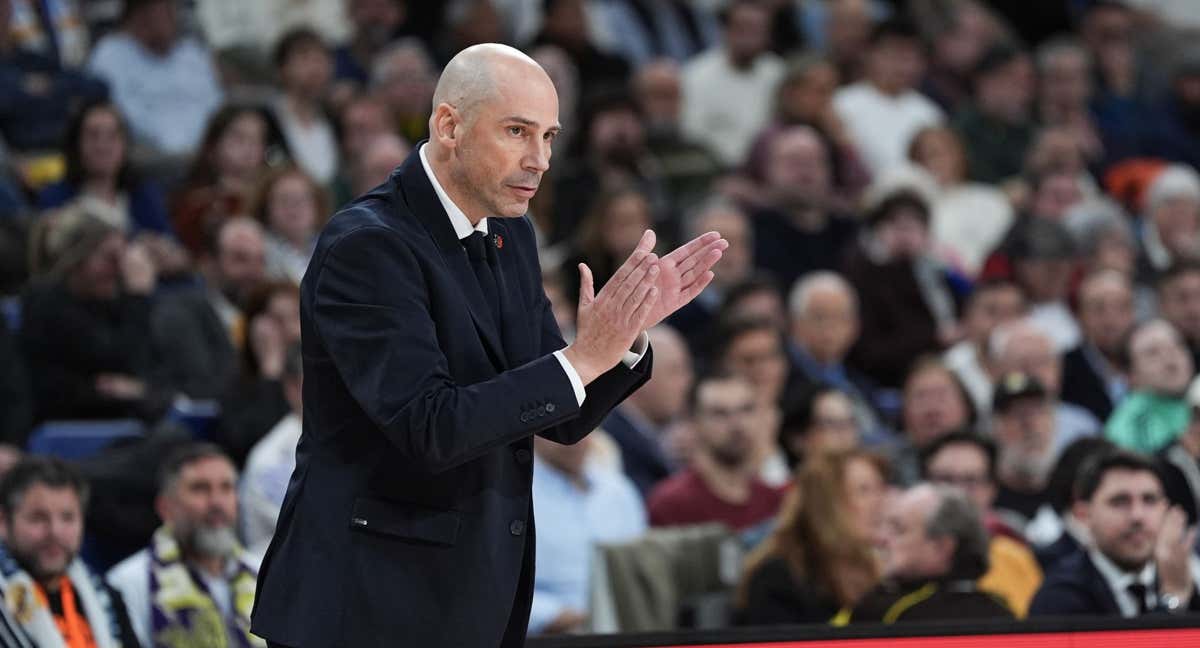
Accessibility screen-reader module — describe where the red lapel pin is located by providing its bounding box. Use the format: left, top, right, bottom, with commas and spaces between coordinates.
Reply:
494, 234, 504, 250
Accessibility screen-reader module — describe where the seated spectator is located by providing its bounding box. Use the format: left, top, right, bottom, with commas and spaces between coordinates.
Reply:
668, 198, 754, 347
0, 0, 106, 155
560, 185, 654, 306
1028, 437, 1113, 569
647, 374, 787, 530
915, 0, 1007, 114
107, 443, 261, 648
714, 275, 788, 335
832, 19, 943, 176
990, 373, 1061, 526
86, 0, 222, 156
350, 133, 409, 198
272, 28, 338, 186
240, 344, 302, 553
528, 435, 646, 636
953, 44, 1037, 184
1158, 262, 1200, 371
989, 319, 1102, 452
893, 357, 975, 484
1161, 376, 1200, 529
1006, 218, 1082, 352
944, 279, 1028, 415
779, 384, 861, 468
1030, 449, 1200, 617
22, 210, 168, 423
38, 99, 175, 238
908, 126, 1014, 276
1106, 319, 1193, 454
332, 0, 408, 89
844, 483, 1013, 623
680, 0, 783, 168
603, 325, 692, 497
9, 0, 90, 68
171, 104, 277, 255
530, 0, 630, 100
331, 92, 397, 205
737, 449, 889, 626
151, 217, 267, 400
845, 189, 964, 390
1034, 37, 1110, 168
369, 38, 435, 147
253, 166, 327, 285
1137, 165, 1200, 287
0, 458, 138, 646
1062, 270, 1134, 423
921, 432, 1044, 617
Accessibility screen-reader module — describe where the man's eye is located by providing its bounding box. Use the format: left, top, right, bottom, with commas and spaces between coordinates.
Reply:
508, 126, 523, 136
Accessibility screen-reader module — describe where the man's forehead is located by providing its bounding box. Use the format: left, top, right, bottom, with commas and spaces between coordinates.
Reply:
179, 456, 236, 480
1097, 469, 1162, 496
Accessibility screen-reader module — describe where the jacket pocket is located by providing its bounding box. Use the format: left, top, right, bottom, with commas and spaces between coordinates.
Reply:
348, 496, 460, 546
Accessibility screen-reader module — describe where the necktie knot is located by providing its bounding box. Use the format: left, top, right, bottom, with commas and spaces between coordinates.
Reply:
463, 231, 488, 262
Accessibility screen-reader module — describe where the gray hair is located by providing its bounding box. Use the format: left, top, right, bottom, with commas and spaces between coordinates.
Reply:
1063, 199, 1134, 258
787, 271, 858, 317
684, 196, 748, 240
1035, 35, 1091, 74
1147, 164, 1200, 214
988, 318, 1051, 364
924, 484, 991, 579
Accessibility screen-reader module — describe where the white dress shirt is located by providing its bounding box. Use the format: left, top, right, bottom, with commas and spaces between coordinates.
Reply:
418, 144, 648, 406
1089, 549, 1157, 617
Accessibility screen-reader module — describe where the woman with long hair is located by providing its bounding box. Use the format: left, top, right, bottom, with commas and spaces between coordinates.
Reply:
252, 165, 328, 284
736, 449, 890, 626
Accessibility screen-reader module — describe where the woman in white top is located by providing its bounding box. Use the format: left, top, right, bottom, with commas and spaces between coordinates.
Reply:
253, 165, 327, 284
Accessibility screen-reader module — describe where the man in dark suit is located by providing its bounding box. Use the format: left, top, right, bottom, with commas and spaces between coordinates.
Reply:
249, 43, 727, 648
1030, 449, 1200, 617
1060, 270, 1134, 423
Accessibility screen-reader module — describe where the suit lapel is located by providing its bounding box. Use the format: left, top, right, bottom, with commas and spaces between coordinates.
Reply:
396, 148, 506, 371
490, 219, 532, 367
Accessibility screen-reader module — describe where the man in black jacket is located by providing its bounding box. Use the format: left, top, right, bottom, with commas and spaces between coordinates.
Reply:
1060, 269, 1134, 423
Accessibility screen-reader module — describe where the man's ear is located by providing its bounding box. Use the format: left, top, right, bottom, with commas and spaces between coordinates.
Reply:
1073, 500, 1090, 526
154, 494, 171, 525
430, 103, 461, 148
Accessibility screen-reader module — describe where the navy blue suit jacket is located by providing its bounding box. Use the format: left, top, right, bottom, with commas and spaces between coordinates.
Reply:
250, 150, 652, 647
1029, 549, 1200, 617
603, 406, 673, 497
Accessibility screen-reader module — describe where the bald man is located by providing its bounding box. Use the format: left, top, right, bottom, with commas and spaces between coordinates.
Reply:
250, 44, 726, 648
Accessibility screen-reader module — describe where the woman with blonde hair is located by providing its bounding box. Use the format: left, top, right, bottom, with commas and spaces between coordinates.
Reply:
736, 449, 890, 625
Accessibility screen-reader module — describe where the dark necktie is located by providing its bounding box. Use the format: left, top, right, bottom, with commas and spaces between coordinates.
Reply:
1127, 582, 1150, 615
462, 231, 501, 326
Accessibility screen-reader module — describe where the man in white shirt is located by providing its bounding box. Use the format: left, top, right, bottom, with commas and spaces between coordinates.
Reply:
241, 344, 303, 553
833, 19, 944, 175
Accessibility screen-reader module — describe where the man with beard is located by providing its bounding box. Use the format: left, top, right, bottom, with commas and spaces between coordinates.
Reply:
1106, 319, 1195, 454
0, 457, 138, 647
646, 374, 787, 529
1061, 270, 1134, 423
107, 443, 259, 648
151, 217, 267, 400
1030, 449, 1200, 617
990, 372, 1062, 527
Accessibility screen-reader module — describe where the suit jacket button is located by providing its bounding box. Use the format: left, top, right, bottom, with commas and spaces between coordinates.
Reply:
545, 403, 556, 413
510, 520, 525, 536
519, 413, 529, 422
515, 449, 531, 463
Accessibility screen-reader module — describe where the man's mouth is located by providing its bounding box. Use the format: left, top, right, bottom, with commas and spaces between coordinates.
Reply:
508, 185, 538, 199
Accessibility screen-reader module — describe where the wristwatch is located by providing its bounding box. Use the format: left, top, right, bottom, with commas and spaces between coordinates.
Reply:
1161, 593, 1186, 613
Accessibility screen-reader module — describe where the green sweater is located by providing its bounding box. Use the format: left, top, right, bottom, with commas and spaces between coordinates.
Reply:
1105, 391, 1189, 454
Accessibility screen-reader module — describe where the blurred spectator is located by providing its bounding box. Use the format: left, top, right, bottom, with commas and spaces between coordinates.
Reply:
560, 184, 653, 304
832, 19, 943, 175
1029, 449, 1200, 616
778, 385, 862, 468
1160, 375, 1200, 528
603, 325, 692, 497
944, 279, 1027, 414
0, 0, 106, 153
331, 92, 397, 204
150, 217, 265, 400
847, 483, 1013, 623
0, 312, 30, 447
844, 189, 964, 389
351, 132, 409, 197
680, 0, 783, 168
1027, 437, 1112, 569
1022, 126, 1103, 201
600, 0, 717, 67
193, 0, 350, 58
786, 272, 884, 439
1137, 165, 1200, 286
87, 0, 222, 156
530, 0, 628, 89
715, 275, 788, 335
750, 126, 859, 291
240, 344, 302, 553
219, 280, 300, 466
914, 0, 1007, 113
921, 432, 1044, 617
333, 0, 408, 88
737, 449, 888, 625
0, 457, 138, 646
38, 98, 174, 237
529, 43, 579, 147
823, 0, 877, 84
1063, 199, 1140, 282
894, 357, 975, 484
107, 443, 261, 647
528, 434, 646, 636
1003, 217, 1082, 352
1106, 319, 1193, 454
1061, 270, 1134, 423
370, 38, 435, 145
253, 165, 327, 284
272, 28, 337, 185
1035, 37, 1109, 168
9, 0, 89, 68
989, 319, 1102, 453
1157, 261, 1200, 370
953, 44, 1036, 184
908, 126, 1015, 276
22, 210, 168, 422
668, 198, 752, 346
1141, 49, 1200, 169
646, 373, 786, 530
989, 372, 1060, 525
632, 59, 722, 212
171, 104, 275, 255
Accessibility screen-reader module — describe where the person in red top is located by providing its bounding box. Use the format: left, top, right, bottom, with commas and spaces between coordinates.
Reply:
647, 373, 787, 529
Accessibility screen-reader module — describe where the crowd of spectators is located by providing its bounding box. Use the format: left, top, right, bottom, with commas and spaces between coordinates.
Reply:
3, 0, 1200, 645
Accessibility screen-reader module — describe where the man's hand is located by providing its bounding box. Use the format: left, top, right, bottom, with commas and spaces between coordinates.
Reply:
643, 231, 727, 328
1156, 506, 1196, 601
562, 230, 659, 385
543, 608, 587, 634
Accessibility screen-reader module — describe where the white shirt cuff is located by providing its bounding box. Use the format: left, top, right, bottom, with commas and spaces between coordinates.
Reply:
622, 331, 649, 368
553, 350, 587, 406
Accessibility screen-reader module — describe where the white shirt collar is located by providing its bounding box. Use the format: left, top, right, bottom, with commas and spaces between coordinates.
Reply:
1089, 548, 1156, 616
418, 143, 487, 239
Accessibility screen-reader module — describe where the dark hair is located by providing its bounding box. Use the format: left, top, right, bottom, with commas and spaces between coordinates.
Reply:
919, 430, 998, 483
966, 278, 1026, 311
572, 84, 641, 158
716, 273, 782, 322
902, 356, 979, 434
1157, 260, 1200, 294
283, 342, 303, 380
925, 485, 990, 579
869, 19, 923, 48
183, 104, 287, 188
251, 165, 331, 234
121, 0, 168, 22
1045, 437, 1113, 514
0, 457, 89, 519
687, 370, 751, 414
865, 189, 931, 229
62, 99, 136, 191
972, 43, 1026, 82
780, 382, 844, 466
1074, 448, 1162, 503
240, 280, 301, 378
273, 27, 328, 69
719, 0, 767, 27
158, 442, 233, 495
708, 315, 784, 373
